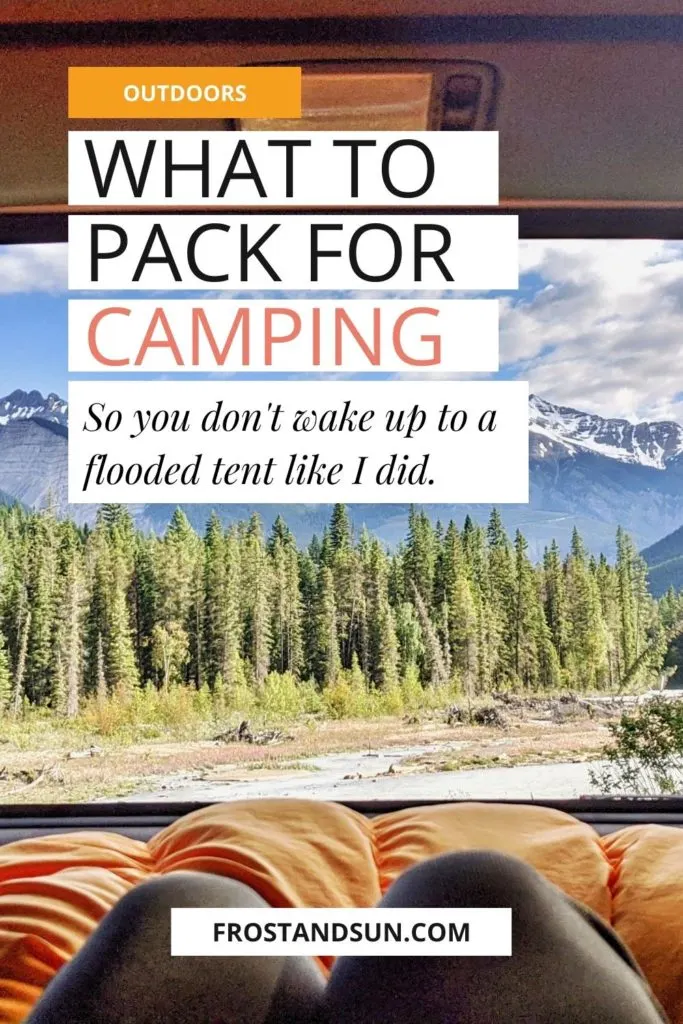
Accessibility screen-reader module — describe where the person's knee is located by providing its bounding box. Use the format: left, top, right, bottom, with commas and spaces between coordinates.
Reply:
104, 872, 269, 937
383, 851, 549, 910
112, 873, 199, 919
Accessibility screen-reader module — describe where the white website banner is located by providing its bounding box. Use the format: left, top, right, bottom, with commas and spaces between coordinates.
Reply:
171, 907, 512, 957
67, 214, 519, 291
68, 298, 500, 373
67, 379, 529, 505
68, 131, 499, 207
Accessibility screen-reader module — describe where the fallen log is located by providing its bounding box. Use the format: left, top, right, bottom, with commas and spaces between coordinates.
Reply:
0, 763, 63, 797
213, 719, 293, 746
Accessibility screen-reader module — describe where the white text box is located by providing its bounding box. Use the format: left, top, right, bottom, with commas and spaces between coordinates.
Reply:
68, 214, 518, 291
171, 907, 512, 957
68, 131, 499, 207
68, 298, 499, 373
67, 379, 529, 505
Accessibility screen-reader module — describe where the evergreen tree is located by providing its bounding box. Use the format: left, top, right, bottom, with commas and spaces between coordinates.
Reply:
242, 514, 271, 689
132, 536, 158, 686
542, 541, 569, 667
84, 524, 112, 695
203, 512, 228, 688
404, 506, 437, 607
329, 504, 353, 553
565, 528, 608, 689
616, 526, 637, 672
376, 603, 400, 691
486, 509, 515, 685
329, 507, 363, 668
95, 634, 107, 704
412, 583, 448, 688
52, 524, 84, 716
318, 566, 341, 685
106, 543, 139, 695
512, 530, 545, 687
395, 601, 423, 676
0, 630, 11, 711
269, 518, 303, 676
448, 573, 478, 695
24, 510, 58, 704
298, 550, 319, 681
364, 538, 396, 688
12, 606, 30, 715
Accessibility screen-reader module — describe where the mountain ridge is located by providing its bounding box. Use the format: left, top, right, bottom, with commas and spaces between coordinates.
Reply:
0, 389, 67, 427
2, 389, 683, 559
529, 393, 683, 469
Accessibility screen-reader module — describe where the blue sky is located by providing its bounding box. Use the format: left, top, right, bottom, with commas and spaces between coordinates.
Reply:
1, 241, 683, 421
0, 284, 522, 395
1, 292, 67, 395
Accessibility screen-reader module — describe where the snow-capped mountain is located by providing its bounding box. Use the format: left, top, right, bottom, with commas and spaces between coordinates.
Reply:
3, 388, 683, 559
525, 395, 683, 556
9, 389, 683, 469
529, 394, 683, 469
0, 389, 68, 427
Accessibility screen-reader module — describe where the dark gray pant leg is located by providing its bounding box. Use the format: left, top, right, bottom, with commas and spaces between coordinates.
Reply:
27, 871, 325, 1024
324, 851, 667, 1024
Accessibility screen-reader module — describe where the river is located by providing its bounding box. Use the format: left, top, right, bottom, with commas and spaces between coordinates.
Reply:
125, 743, 606, 804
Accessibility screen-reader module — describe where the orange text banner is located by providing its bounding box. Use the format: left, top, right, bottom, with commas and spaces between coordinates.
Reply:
68, 66, 301, 119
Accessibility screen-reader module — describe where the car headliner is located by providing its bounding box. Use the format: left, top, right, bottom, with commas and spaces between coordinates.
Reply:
0, 5, 682, 214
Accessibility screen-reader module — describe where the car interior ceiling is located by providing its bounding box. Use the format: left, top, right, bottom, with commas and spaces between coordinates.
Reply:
0, 4, 682, 839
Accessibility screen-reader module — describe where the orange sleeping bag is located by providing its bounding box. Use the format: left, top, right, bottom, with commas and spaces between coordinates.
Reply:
0, 800, 681, 1023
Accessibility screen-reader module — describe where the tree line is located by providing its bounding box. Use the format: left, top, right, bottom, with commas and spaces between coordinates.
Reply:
0, 502, 677, 717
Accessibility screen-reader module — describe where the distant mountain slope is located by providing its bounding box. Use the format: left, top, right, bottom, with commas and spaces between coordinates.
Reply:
3, 388, 683, 558
0, 418, 67, 511
0, 417, 98, 524
642, 526, 683, 596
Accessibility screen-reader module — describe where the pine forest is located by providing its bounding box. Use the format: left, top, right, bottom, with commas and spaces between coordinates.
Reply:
0, 502, 678, 722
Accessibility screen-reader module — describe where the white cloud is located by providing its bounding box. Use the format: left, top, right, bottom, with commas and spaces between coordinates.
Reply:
355, 241, 683, 423
0, 243, 67, 294
502, 240, 683, 422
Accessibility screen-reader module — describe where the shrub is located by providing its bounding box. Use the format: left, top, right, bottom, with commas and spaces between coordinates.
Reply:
260, 672, 307, 721
296, 677, 324, 715
80, 690, 131, 736
323, 660, 373, 719
379, 681, 404, 715
223, 679, 258, 716
400, 663, 424, 712
78, 681, 207, 741
589, 696, 683, 795
193, 682, 214, 720
322, 676, 362, 719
